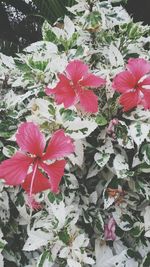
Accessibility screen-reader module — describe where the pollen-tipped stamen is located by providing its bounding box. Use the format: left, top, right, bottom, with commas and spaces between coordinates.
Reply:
29, 160, 38, 197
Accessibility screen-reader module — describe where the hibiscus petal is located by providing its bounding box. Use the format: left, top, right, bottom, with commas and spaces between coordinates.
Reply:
127, 58, 150, 81
0, 152, 32, 185
140, 76, 150, 87
78, 88, 98, 113
45, 74, 71, 95
16, 122, 46, 157
66, 60, 89, 84
119, 91, 139, 112
80, 73, 106, 88
113, 70, 136, 93
46, 74, 76, 108
40, 160, 66, 193
22, 169, 51, 194
45, 86, 56, 95
43, 130, 74, 161
140, 88, 150, 109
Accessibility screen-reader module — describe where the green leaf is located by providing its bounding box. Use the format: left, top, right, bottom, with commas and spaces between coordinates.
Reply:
142, 252, 150, 267
60, 108, 76, 122
141, 143, 150, 165
2, 145, 17, 158
42, 21, 58, 42
38, 251, 52, 267
127, 249, 142, 261
58, 228, 70, 245
95, 115, 107, 126
48, 191, 62, 203
130, 225, 143, 238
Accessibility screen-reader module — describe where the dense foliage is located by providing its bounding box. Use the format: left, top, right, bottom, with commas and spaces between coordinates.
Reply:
0, 0, 75, 55
1, 0, 150, 266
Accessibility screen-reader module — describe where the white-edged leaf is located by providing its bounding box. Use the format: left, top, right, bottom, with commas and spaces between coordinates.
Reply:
94, 239, 134, 267
64, 117, 98, 139
68, 140, 84, 167
95, 240, 113, 267
73, 234, 89, 249
24, 41, 57, 54
23, 230, 50, 251
0, 191, 10, 224
37, 251, 53, 267
59, 247, 70, 258
45, 55, 67, 73
113, 207, 133, 231
65, 174, 79, 189
108, 44, 124, 67
2, 145, 17, 158
67, 259, 81, 267
89, 191, 98, 204
104, 196, 116, 209
27, 98, 53, 121
0, 254, 4, 267
94, 139, 113, 168
87, 162, 101, 179
117, 121, 134, 149
143, 206, 150, 237
129, 122, 150, 146
0, 53, 15, 69
17, 205, 30, 225
50, 201, 66, 229
113, 154, 129, 179
82, 254, 95, 265
4, 90, 33, 108
64, 16, 75, 39
51, 240, 63, 261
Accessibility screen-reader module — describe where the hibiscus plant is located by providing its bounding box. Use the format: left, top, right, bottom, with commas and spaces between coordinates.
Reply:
1, 0, 150, 266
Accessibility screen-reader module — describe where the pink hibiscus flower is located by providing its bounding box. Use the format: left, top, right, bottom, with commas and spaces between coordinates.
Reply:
45, 60, 106, 113
113, 58, 150, 111
0, 122, 74, 196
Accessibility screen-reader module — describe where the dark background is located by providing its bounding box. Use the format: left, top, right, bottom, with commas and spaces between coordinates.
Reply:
0, 0, 150, 55
126, 0, 150, 25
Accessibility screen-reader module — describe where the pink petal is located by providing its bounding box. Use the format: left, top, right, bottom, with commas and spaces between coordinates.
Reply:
40, 160, 66, 193
140, 88, 150, 109
46, 74, 76, 108
0, 152, 33, 185
45, 86, 56, 95
22, 169, 51, 194
119, 90, 139, 111
127, 58, 150, 81
66, 60, 89, 84
140, 76, 150, 86
80, 73, 106, 88
104, 217, 116, 241
45, 74, 71, 95
16, 122, 46, 157
113, 70, 136, 93
42, 130, 74, 161
78, 87, 98, 113
108, 217, 116, 231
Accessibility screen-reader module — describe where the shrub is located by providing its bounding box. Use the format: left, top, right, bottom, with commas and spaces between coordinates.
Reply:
0, 0, 150, 266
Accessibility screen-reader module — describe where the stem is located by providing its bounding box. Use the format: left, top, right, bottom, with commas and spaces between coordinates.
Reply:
28, 161, 38, 228
87, 0, 94, 12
